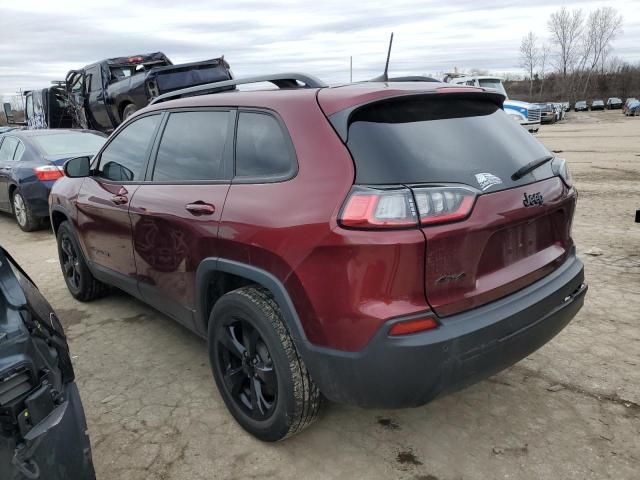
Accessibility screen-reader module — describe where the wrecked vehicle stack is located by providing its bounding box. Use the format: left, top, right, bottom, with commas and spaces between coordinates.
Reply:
65, 52, 233, 133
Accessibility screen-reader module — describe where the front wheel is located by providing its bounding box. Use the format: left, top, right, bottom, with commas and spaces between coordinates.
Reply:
56, 221, 109, 301
208, 286, 322, 441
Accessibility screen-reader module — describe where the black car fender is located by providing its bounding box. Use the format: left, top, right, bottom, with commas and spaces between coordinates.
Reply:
195, 257, 309, 346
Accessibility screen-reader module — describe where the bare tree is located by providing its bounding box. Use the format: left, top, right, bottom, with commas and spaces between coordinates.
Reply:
519, 32, 539, 99
548, 7, 584, 78
581, 7, 623, 94
538, 43, 550, 99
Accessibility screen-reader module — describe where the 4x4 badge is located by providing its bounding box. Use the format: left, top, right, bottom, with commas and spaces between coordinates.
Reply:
523, 192, 544, 207
475, 173, 503, 191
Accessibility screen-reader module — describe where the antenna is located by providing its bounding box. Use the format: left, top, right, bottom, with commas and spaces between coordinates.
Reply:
369, 32, 394, 82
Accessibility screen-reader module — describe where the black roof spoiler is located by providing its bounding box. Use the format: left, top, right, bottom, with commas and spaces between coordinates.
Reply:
149, 73, 326, 105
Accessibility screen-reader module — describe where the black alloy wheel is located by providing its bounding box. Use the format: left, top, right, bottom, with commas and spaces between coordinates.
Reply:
208, 287, 322, 441
216, 318, 277, 420
60, 231, 81, 291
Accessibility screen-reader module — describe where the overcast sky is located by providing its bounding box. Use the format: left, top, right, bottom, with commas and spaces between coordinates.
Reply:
1, 0, 639, 99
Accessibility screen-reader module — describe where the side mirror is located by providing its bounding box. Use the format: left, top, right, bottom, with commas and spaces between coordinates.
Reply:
64, 156, 91, 178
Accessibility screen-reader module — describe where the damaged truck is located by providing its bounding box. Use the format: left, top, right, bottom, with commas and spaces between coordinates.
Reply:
65, 52, 233, 133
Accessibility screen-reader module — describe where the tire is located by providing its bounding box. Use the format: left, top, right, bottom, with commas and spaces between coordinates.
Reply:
122, 103, 138, 121
208, 286, 322, 441
56, 221, 109, 301
12, 190, 41, 232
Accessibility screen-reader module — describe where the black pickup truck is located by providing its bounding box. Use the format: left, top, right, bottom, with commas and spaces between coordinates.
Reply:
65, 52, 232, 133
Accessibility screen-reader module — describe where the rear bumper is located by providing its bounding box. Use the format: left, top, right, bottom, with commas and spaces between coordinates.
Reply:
301, 252, 586, 408
20, 180, 54, 218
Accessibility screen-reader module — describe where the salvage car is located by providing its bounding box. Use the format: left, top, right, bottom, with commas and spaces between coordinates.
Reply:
574, 100, 588, 112
0, 246, 95, 479
606, 97, 623, 110
624, 100, 640, 116
65, 52, 233, 133
49, 74, 587, 442
0, 129, 106, 231
623, 98, 638, 115
534, 103, 556, 124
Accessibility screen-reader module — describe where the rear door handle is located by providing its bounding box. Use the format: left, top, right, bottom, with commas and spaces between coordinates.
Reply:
185, 202, 215, 215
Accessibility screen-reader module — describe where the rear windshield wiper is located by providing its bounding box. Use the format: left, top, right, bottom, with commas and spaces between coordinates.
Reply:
511, 155, 554, 181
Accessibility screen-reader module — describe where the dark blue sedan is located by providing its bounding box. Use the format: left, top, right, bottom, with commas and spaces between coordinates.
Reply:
0, 129, 106, 231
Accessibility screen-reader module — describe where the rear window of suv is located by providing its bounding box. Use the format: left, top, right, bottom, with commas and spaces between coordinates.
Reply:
346, 95, 553, 189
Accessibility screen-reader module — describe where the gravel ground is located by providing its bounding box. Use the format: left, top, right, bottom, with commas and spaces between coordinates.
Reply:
0, 109, 638, 479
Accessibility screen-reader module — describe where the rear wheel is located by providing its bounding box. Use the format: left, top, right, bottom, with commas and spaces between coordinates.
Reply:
56, 221, 109, 301
208, 286, 322, 441
12, 191, 41, 232
122, 103, 138, 121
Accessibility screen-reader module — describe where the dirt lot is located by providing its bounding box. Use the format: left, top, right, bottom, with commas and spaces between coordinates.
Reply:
1, 109, 638, 479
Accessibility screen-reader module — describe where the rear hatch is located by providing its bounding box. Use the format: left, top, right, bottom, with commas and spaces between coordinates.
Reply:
329, 90, 576, 317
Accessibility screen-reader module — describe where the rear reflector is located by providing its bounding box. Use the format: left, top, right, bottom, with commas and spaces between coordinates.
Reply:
34, 165, 64, 182
389, 317, 439, 336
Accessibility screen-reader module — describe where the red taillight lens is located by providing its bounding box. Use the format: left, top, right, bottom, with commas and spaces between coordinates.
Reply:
128, 56, 144, 63
339, 187, 417, 229
34, 165, 64, 182
412, 187, 476, 226
389, 317, 439, 336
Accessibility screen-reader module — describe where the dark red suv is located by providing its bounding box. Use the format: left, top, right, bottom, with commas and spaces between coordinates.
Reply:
49, 74, 587, 441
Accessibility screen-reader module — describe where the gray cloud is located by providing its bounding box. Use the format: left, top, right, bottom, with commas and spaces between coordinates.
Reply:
1, 0, 639, 99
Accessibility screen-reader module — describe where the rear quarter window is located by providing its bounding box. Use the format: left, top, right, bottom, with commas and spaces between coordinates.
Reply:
345, 95, 553, 190
235, 112, 295, 180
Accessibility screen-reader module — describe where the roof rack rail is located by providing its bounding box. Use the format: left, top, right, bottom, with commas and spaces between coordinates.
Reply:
149, 72, 327, 105
388, 76, 439, 83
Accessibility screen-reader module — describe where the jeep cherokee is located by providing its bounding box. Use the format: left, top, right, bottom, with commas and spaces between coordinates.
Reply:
49, 74, 587, 441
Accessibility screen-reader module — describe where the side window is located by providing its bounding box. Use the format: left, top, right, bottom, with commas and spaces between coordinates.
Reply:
87, 67, 102, 92
13, 141, 25, 161
0, 137, 19, 161
235, 112, 294, 179
152, 111, 230, 181
97, 115, 161, 182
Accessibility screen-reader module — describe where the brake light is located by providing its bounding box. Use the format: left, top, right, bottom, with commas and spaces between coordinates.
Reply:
413, 186, 476, 226
34, 165, 64, 182
339, 186, 417, 229
551, 157, 573, 188
340, 186, 477, 229
389, 317, 439, 336
128, 56, 144, 63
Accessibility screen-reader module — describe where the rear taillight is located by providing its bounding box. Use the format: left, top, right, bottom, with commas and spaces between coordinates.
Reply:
551, 157, 573, 188
33, 166, 64, 182
339, 185, 477, 229
412, 186, 477, 226
339, 186, 417, 229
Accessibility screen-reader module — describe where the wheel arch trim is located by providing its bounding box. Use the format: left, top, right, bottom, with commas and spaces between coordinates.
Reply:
195, 258, 308, 345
